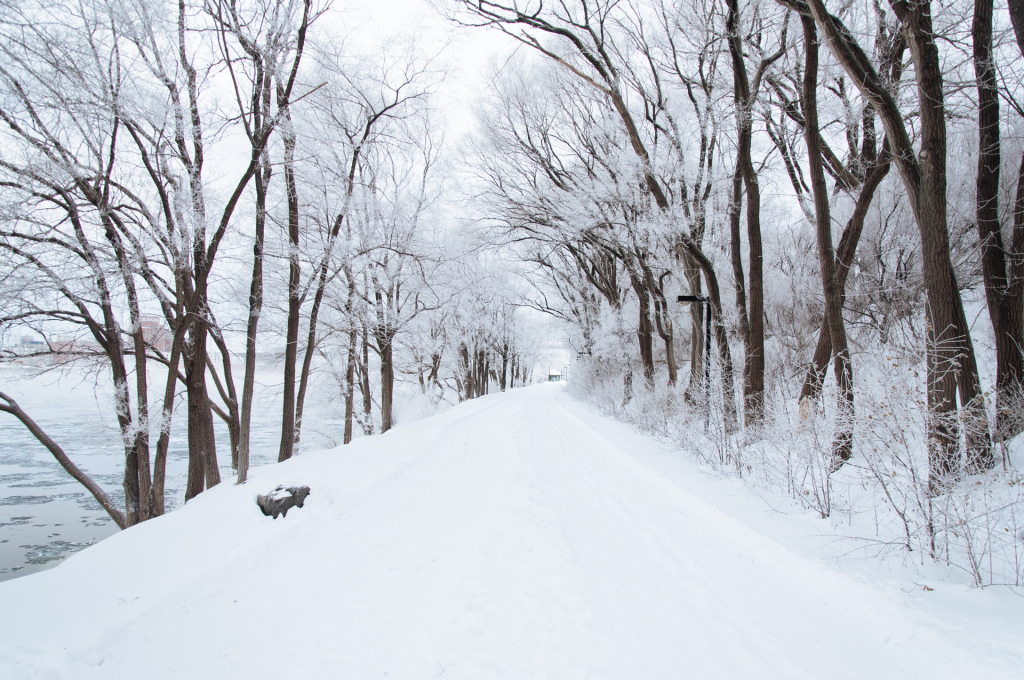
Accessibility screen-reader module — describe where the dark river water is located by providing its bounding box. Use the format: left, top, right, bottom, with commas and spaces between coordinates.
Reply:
0, 365, 348, 581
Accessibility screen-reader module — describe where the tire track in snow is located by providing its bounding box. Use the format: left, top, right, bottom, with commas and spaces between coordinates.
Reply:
521, 386, 1013, 679
429, 394, 595, 679
526, 390, 768, 678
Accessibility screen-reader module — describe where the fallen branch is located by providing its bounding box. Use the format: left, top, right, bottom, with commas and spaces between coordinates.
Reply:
0, 390, 127, 530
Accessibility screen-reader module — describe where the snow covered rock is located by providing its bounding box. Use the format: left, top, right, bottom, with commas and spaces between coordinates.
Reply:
256, 485, 311, 519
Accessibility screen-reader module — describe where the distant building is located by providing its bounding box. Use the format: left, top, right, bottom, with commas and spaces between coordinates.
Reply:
548, 369, 562, 382
141, 316, 172, 353
50, 336, 102, 357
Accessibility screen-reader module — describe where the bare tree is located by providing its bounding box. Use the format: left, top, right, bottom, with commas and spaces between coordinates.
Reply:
287, 36, 440, 446
798, 13, 853, 466
725, 0, 787, 425
786, 0, 992, 485
206, 0, 317, 481
452, 0, 739, 430
0, 0, 171, 523
972, 0, 1023, 441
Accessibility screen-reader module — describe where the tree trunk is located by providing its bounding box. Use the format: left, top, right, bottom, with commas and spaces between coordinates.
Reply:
129, 316, 152, 521
344, 273, 358, 445
379, 334, 395, 433
500, 344, 508, 391
805, 0, 990, 487
800, 147, 891, 403
184, 301, 219, 500
682, 252, 705, 401
94, 206, 145, 524
475, 348, 482, 396
178, 0, 217, 499
151, 321, 184, 516
1010, 0, 1024, 57
205, 316, 240, 474
294, 260, 328, 451
431, 352, 444, 396
655, 299, 677, 386
207, 349, 240, 472
344, 332, 356, 444
630, 273, 655, 386
478, 348, 488, 395
238, 155, 270, 484
727, 0, 766, 426
458, 343, 470, 400
360, 322, 373, 434
115, 323, 144, 526
278, 108, 301, 463
974, 0, 1023, 447
801, 16, 854, 468
902, 0, 990, 479
728, 160, 752, 357
708, 289, 740, 433
1007, 19, 1024, 432
643, 263, 677, 386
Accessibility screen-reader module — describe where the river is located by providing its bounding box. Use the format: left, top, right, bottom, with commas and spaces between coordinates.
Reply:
0, 365, 350, 581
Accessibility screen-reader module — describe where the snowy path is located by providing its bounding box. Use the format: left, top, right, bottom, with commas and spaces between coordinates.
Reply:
0, 383, 1019, 679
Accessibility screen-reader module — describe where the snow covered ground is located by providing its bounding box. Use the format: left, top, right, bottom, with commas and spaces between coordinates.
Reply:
0, 366, 289, 580
0, 365, 381, 580
0, 382, 1019, 679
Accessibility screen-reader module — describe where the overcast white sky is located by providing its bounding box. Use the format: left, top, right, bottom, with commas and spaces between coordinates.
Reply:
332, 0, 522, 142
197, 0, 526, 246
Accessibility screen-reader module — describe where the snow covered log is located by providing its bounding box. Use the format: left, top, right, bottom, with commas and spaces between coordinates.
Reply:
256, 486, 311, 519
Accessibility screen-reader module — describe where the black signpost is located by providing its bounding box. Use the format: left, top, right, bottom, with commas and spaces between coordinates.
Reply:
678, 295, 711, 431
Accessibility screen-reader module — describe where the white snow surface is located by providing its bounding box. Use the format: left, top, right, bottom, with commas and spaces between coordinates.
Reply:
0, 383, 1020, 679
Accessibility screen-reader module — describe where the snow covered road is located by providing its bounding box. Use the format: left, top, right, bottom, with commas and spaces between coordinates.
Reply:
0, 383, 1019, 678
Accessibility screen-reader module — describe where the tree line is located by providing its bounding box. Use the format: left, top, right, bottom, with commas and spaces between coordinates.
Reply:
0, 0, 541, 528
451, 0, 1024, 494
0, 0, 1021, 533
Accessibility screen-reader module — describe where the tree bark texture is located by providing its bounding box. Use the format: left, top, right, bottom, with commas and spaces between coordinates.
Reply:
727, 0, 767, 426
899, 0, 991, 476
630, 272, 656, 386
184, 303, 220, 500
973, 0, 1024, 445
238, 154, 270, 484
380, 336, 395, 433
344, 271, 358, 445
500, 344, 509, 391
729, 161, 751, 354
360, 321, 373, 435
804, 0, 990, 486
151, 320, 185, 516
278, 105, 301, 463
801, 16, 854, 468
681, 252, 705, 401
800, 148, 891, 403
206, 318, 240, 472
1010, 0, 1024, 57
